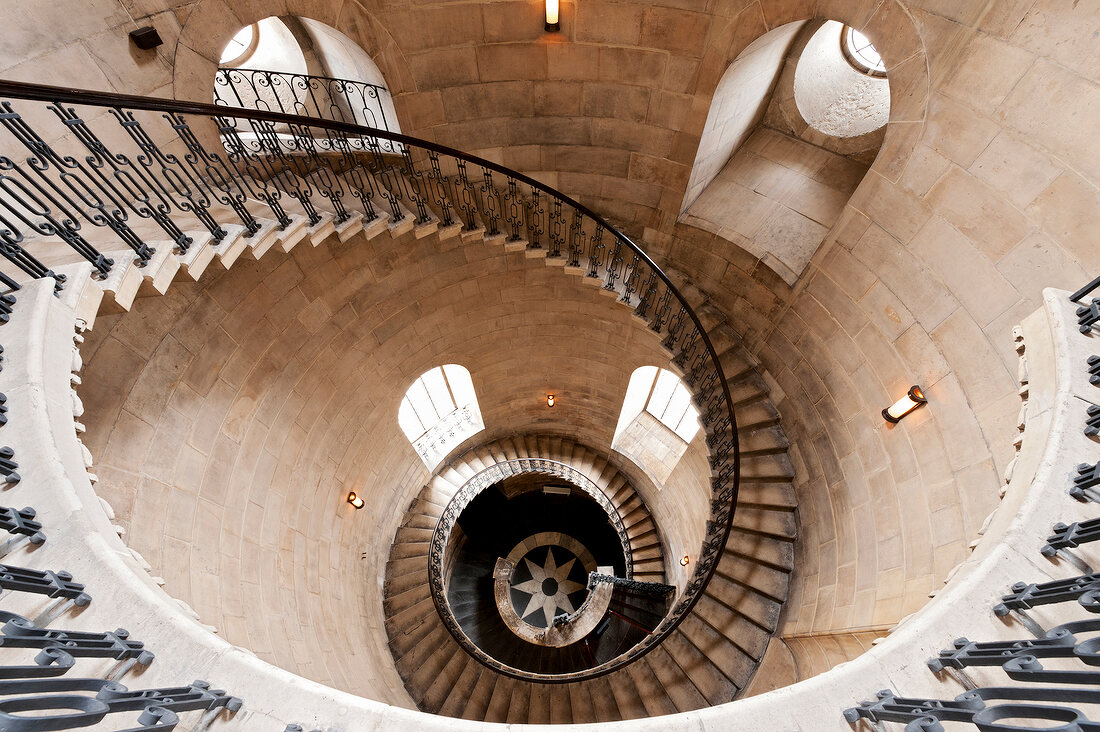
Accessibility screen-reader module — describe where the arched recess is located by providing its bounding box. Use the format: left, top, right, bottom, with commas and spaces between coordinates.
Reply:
680, 19, 892, 287
672, 0, 927, 286
170, 1, 414, 132
211, 15, 402, 135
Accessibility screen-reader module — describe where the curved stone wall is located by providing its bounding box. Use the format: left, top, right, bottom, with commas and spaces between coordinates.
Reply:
2, 0, 1097, 725
76, 226, 685, 701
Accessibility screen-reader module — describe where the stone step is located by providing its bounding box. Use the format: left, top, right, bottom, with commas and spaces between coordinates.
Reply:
736, 481, 797, 509
549, 684, 572, 725
461, 664, 496, 720
527, 679, 551, 724
732, 505, 798, 540
392, 614, 446, 673
693, 592, 773, 661
567, 680, 597, 724
587, 675, 622, 722
383, 576, 430, 617
645, 645, 707, 712
739, 452, 796, 481
705, 569, 783, 632
415, 639, 468, 713
606, 668, 646, 720
394, 525, 435, 545
389, 540, 430, 560
625, 659, 677, 717
718, 552, 792, 604
483, 674, 515, 723
676, 609, 756, 687
662, 627, 738, 705
383, 592, 434, 637
505, 680, 531, 724
437, 658, 483, 717
725, 527, 796, 572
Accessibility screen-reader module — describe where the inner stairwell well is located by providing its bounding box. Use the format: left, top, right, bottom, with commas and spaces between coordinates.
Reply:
0, 79, 801, 724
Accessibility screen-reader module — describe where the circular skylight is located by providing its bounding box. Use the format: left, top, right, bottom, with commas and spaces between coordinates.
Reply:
220, 24, 258, 66
842, 26, 887, 77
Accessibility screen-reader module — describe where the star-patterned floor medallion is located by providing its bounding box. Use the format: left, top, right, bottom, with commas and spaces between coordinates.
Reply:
508, 545, 590, 629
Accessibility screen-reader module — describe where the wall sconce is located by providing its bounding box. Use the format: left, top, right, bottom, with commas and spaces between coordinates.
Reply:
679, 555, 690, 566
545, 0, 561, 32
546, 394, 556, 407
882, 386, 927, 423
347, 491, 365, 509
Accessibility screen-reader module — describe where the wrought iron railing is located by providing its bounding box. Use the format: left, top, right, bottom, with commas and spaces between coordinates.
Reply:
214, 67, 396, 150
0, 79, 740, 683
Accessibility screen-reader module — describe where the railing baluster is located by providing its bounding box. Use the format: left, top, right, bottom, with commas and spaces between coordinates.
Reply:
168, 112, 262, 236
426, 151, 455, 227
216, 116, 293, 230
480, 168, 501, 236
567, 209, 583, 267
526, 188, 543, 250
587, 224, 604, 279
548, 199, 564, 257
111, 108, 227, 242
505, 177, 523, 241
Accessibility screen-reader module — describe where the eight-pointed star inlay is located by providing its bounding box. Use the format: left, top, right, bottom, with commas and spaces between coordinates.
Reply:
512, 547, 586, 626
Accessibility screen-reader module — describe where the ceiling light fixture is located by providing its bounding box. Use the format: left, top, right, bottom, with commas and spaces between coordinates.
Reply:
680, 555, 690, 566
545, 0, 560, 32
547, 394, 555, 407
347, 491, 365, 509
883, 386, 927, 423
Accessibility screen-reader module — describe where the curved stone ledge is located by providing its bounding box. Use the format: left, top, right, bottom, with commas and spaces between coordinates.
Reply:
493, 558, 615, 648
10, 259, 1098, 731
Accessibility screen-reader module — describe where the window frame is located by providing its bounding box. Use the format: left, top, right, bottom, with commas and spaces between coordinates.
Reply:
840, 25, 888, 78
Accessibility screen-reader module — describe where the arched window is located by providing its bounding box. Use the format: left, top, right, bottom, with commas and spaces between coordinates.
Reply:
399, 365, 484, 470
612, 367, 700, 486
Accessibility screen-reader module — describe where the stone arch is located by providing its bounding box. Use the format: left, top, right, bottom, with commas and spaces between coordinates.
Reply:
673, 0, 928, 285
170, 0, 415, 125
677, 0, 927, 209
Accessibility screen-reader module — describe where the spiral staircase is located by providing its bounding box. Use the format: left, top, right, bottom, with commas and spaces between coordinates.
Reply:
0, 74, 1097, 732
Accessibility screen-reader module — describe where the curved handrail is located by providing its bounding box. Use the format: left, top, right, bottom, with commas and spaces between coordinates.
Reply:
0, 78, 740, 683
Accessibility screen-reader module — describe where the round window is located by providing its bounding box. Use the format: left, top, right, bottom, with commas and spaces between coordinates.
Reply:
841, 26, 887, 77
220, 24, 260, 67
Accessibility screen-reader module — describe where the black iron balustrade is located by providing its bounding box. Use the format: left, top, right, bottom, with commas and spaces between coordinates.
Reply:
214, 67, 397, 151
1070, 275, 1100, 304
1071, 461, 1100, 503
0, 565, 90, 606
0, 506, 45, 556
0, 413, 241, 730
1087, 404, 1100, 437
848, 573, 1100, 730
0, 78, 740, 682
1044, 517, 1100, 560
588, 572, 675, 596
1076, 298, 1100, 333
